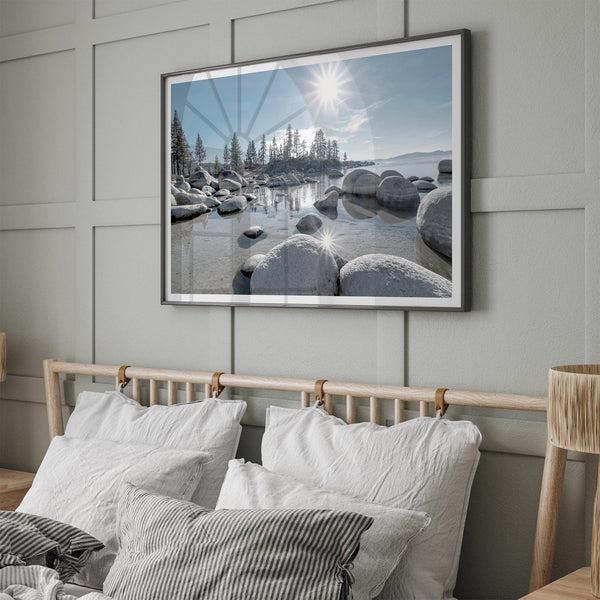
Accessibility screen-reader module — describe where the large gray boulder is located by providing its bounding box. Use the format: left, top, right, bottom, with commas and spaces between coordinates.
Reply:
203, 196, 221, 209
251, 235, 339, 296
221, 178, 242, 191
340, 254, 451, 297
342, 169, 374, 194
219, 170, 244, 188
217, 195, 247, 215
174, 191, 205, 206
352, 172, 381, 195
381, 169, 403, 179
420, 176, 434, 182
407, 175, 419, 182
189, 167, 218, 189
324, 185, 342, 194
241, 254, 265, 277
314, 190, 339, 211
215, 189, 230, 197
201, 185, 214, 195
170, 194, 177, 206
414, 179, 437, 192
375, 176, 420, 208
328, 169, 343, 178
296, 214, 322, 234
417, 187, 452, 258
438, 159, 452, 174
171, 204, 209, 222
174, 180, 191, 192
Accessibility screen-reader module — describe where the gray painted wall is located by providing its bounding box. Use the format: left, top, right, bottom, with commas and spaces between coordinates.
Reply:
0, 1, 598, 598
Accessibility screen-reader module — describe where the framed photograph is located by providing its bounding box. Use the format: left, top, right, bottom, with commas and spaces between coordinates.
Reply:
162, 29, 470, 310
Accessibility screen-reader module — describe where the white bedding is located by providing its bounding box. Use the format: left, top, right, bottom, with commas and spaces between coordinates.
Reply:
0, 566, 109, 600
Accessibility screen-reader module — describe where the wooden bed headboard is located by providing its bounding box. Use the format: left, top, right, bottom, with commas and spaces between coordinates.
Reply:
41, 358, 564, 593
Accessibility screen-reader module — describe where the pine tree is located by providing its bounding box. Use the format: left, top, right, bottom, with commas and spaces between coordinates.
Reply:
293, 130, 301, 158
326, 140, 332, 160
194, 134, 206, 165
223, 144, 230, 169
259, 135, 267, 165
269, 137, 277, 163
213, 155, 221, 175
171, 110, 192, 176
230, 133, 244, 172
331, 140, 339, 162
312, 129, 327, 161
343, 151, 347, 162
284, 124, 293, 160
301, 140, 307, 158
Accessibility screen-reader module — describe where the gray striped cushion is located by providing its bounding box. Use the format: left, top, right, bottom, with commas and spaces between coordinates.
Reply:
104, 484, 373, 600
0, 511, 103, 581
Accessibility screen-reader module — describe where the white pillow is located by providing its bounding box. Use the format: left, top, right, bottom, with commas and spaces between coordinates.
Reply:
216, 459, 430, 600
65, 390, 246, 508
262, 407, 481, 600
17, 436, 209, 590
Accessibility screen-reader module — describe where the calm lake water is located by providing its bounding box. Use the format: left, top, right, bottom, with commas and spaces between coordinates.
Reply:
170, 154, 452, 295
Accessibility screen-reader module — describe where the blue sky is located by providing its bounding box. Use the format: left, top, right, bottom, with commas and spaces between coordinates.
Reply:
171, 44, 452, 162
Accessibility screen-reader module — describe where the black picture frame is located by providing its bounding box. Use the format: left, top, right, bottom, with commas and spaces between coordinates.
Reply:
161, 29, 470, 310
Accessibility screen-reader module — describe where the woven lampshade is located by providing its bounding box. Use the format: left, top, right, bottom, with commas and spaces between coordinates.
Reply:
548, 365, 600, 453
0, 333, 5, 382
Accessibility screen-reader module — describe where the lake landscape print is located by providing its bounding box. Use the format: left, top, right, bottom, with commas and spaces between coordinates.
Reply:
163, 33, 467, 309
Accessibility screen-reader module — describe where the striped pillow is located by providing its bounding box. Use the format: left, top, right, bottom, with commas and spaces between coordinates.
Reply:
104, 484, 374, 600
0, 511, 103, 581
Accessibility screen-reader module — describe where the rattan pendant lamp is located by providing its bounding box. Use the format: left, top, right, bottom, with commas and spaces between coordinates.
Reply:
537, 365, 600, 596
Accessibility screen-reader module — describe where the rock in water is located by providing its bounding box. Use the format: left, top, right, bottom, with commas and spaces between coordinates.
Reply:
189, 167, 218, 189
171, 204, 209, 222
215, 189, 230, 197
314, 190, 339, 211
251, 235, 339, 295
170, 194, 177, 206
375, 176, 420, 208
174, 191, 205, 206
417, 188, 452, 258
438, 159, 452, 174
381, 169, 403, 179
324, 185, 343, 194
243, 193, 257, 201
340, 254, 451, 297
241, 254, 265, 277
201, 185, 214, 195
217, 195, 248, 215
221, 178, 241, 191
407, 175, 419, 181
296, 214, 323, 234
414, 179, 437, 192
328, 169, 343, 178
420, 176, 434, 182
189, 188, 204, 195
341, 168, 374, 194
243, 225, 264, 239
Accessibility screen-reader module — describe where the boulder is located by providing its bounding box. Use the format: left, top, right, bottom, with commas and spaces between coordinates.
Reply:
241, 254, 265, 277
189, 188, 204, 195
172, 175, 184, 182
340, 254, 451, 297
437, 173, 452, 184
171, 204, 209, 222
353, 172, 381, 195
215, 189, 230, 197
438, 159, 452, 174
189, 167, 218, 189
414, 179, 437, 192
342, 168, 377, 194
170, 194, 177, 206
243, 193, 257, 201
217, 195, 248, 215
375, 176, 420, 209
328, 169, 343, 178
314, 190, 339, 211
219, 170, 244, 187
174, 191, 202, 206
243, 225, 264, 239
221, 178, 241, 191
250, 235, 339, 296
170, 184, 180, 196
407, 175, 419, 182
381, 169, 403, 179
420, 176, 434, 182
324, 185, 343, 194
296, 214, 322, 234
201, 185, 214, 195
415, 232, 452, 282
203, 197, 221, 209
304, 177, 319, 183
174, 180, 191, 192
417, 187, 452, 258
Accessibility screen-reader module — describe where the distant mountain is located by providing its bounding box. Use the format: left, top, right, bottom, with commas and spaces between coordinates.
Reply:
376, 150, 451, 163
